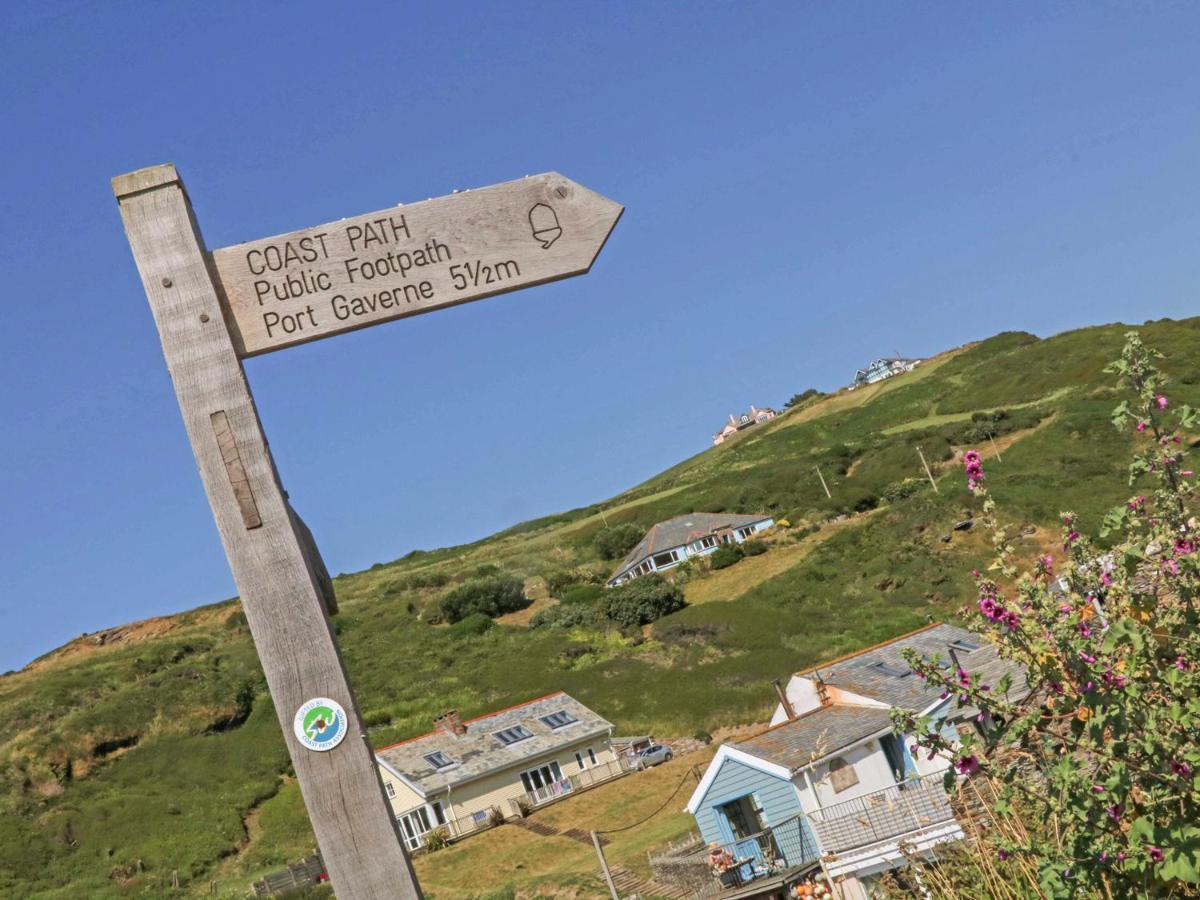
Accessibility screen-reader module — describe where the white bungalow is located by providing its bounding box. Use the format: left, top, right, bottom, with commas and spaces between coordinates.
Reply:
606, 512, 774, 587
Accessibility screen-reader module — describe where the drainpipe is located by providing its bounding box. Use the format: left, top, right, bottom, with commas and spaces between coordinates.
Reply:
773, 679, 797, 722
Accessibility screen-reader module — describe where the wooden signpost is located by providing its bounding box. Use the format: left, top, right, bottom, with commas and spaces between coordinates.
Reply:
112, 164, 621, 899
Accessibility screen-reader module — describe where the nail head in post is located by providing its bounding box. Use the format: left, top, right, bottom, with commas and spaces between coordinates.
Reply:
161, 277, 173, 288
555, 186, 569, 199
199, 313, 210, 323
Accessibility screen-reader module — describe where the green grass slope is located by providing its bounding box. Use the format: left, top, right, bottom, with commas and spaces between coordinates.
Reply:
5, 316, 1200, 897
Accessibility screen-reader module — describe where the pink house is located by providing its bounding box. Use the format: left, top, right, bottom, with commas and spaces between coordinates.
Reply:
712, 405, 778, 445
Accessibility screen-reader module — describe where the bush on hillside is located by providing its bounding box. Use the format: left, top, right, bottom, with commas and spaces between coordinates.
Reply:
529, 602, 604, 630
562, 583, 603, 605
602, 575, 685, 627
448, 612, 496, 638
709, 545, 744, 570
593, 524, 644, 560
881, 478, 923, 504
741, 539, 768, 557
784, 388, 822, 408
541, 568, 577, 597
439, 575, 528, 623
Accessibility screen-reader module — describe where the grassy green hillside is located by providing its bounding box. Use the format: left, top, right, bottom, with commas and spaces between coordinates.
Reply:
5, 316, 1200, 897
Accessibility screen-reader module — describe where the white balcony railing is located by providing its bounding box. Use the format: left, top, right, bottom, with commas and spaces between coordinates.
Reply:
807, 771, 957, 855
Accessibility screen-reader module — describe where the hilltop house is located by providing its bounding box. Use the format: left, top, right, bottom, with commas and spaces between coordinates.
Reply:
375, 692, 624, 850
606, 512, 775, 587
713, 405, 778, 445
851, 357, 922, 389
683, 624, 1027, 898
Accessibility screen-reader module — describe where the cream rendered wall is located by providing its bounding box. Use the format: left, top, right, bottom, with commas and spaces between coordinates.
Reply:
378, 766, 427, 817
435, 738, 616, 828
791, 739, 899, 811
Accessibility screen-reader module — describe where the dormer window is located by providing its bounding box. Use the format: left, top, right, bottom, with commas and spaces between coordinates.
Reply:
494, 725, 533, 746
540, 710, 578, 729
424, 751, 456, 770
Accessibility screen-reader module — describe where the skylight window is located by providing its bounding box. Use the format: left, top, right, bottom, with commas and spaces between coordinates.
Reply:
540, 710, 578, 729
424, 752, 455, 770
949, 639, 981, 652
494, 725, 534, 746
871, 662, 912, 678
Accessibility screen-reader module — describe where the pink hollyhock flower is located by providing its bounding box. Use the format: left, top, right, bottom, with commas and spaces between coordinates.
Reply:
1136, 420, 1147, 433
955, 755, 980, 776
1175, 539, 1194, 555
1163, 559, 1180, 576
1105, 803, 1123, 821
1148, 846, 1164, 864
1156, 394, 1168, 410
1170, 759, 1193, 778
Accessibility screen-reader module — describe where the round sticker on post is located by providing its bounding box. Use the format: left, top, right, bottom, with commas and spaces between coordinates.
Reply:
293, 697, 348, 752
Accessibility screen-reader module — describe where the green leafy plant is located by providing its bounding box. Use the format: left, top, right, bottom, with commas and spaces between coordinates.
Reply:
896, 333, 1200, 897
593, 524, 644, 560
438, 575, 528, 623
602, 575, 685, 627
709, 545, 744, 570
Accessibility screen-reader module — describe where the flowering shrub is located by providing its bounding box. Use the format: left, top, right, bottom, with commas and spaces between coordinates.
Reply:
895, 333, 1200, 897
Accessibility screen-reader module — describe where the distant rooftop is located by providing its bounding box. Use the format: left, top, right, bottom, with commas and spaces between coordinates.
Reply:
612, 512, 770, 576
375, 692, 612, 796
798, 623, 1029, 713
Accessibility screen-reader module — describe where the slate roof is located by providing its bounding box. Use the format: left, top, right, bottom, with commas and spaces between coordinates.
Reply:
375, 692, 613, 795
732, 704, 895, 772
800, 623, 1030, 716
611, 512, 771, 578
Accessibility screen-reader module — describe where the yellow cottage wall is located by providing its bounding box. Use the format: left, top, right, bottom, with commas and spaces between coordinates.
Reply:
378, 736, 617, 827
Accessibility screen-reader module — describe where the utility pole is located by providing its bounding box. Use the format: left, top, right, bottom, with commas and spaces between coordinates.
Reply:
987, 431, 1002, 462
814, 465, 832, 499
593, 831, 619, 900
916, 446, 939, 493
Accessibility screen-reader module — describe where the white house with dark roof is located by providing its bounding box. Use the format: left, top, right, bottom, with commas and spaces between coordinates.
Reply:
606, 512, 775, 587
682, 624, 1027, 898
374, 692, 624, 850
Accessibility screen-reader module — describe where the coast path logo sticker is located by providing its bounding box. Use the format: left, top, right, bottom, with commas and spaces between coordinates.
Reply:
294, 697, 348, 751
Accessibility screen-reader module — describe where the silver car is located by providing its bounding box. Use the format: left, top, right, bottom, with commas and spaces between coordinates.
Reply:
634, 744, 674, 769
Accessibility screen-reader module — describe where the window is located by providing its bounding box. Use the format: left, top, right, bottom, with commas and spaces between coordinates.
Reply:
694, 535, 717, 551
870, 661, 911, 678
540, 710, 578, 729
736, 526, 755, 540
652, 550, 679, 568
424, 751, 456, 769
520, 761, 564, 793
949, 639, 981, 652
385, 782, 396, 799
575, 751, 586, 770
828, 757, 859, 793
472, 809, 490, 824
494, 725, 533, 746
431, 800, 446, 825
587, 747, 598, 766
398, 807, 433, 850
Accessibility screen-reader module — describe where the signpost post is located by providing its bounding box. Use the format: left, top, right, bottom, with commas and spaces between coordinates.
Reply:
112, 164, 621, 899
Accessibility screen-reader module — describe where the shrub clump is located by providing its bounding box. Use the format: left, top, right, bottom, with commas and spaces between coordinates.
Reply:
439, 575, 528, 623
881, 478, 923, 504
741, 539, 768, 557
593, 523, 644, 560
602, 575, 685, 627
709, 545, 745, 570
529, 603, 604, 630
448, 612, 496, 638
562, 583, 603, 605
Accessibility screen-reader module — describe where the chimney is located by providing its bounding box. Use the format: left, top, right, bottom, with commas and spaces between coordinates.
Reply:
772, 679, 797, 722
433, 710, 467, 737
814, 670, 831, 707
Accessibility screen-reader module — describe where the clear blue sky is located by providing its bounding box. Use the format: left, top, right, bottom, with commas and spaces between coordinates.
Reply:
3, 2, 1200, 672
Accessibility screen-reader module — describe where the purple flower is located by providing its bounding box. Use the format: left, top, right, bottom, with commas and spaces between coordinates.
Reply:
1177, 655, 1190, 671
1066, 530, 1081, 544
1148, 846, 1164, 864
1170, 759, 1192, 778
1105, 804, 1123, 822
1163, 559, 1180, 576
1129, 495, 1146, 510
1156, 394, 1168, 410
1175, 538, 1194, 556
955, 755, 980, 776
1136, 420, 1147, 433
997, 849, 1010, 861
1091, 784, 1105, 794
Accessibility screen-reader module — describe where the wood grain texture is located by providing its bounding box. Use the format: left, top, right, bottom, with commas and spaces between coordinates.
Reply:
211, 410, 262, 529
113, 166, 421, 899
211, 173, 622, 356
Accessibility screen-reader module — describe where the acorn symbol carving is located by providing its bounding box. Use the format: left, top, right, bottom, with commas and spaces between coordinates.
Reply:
528, 203, 562, 249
